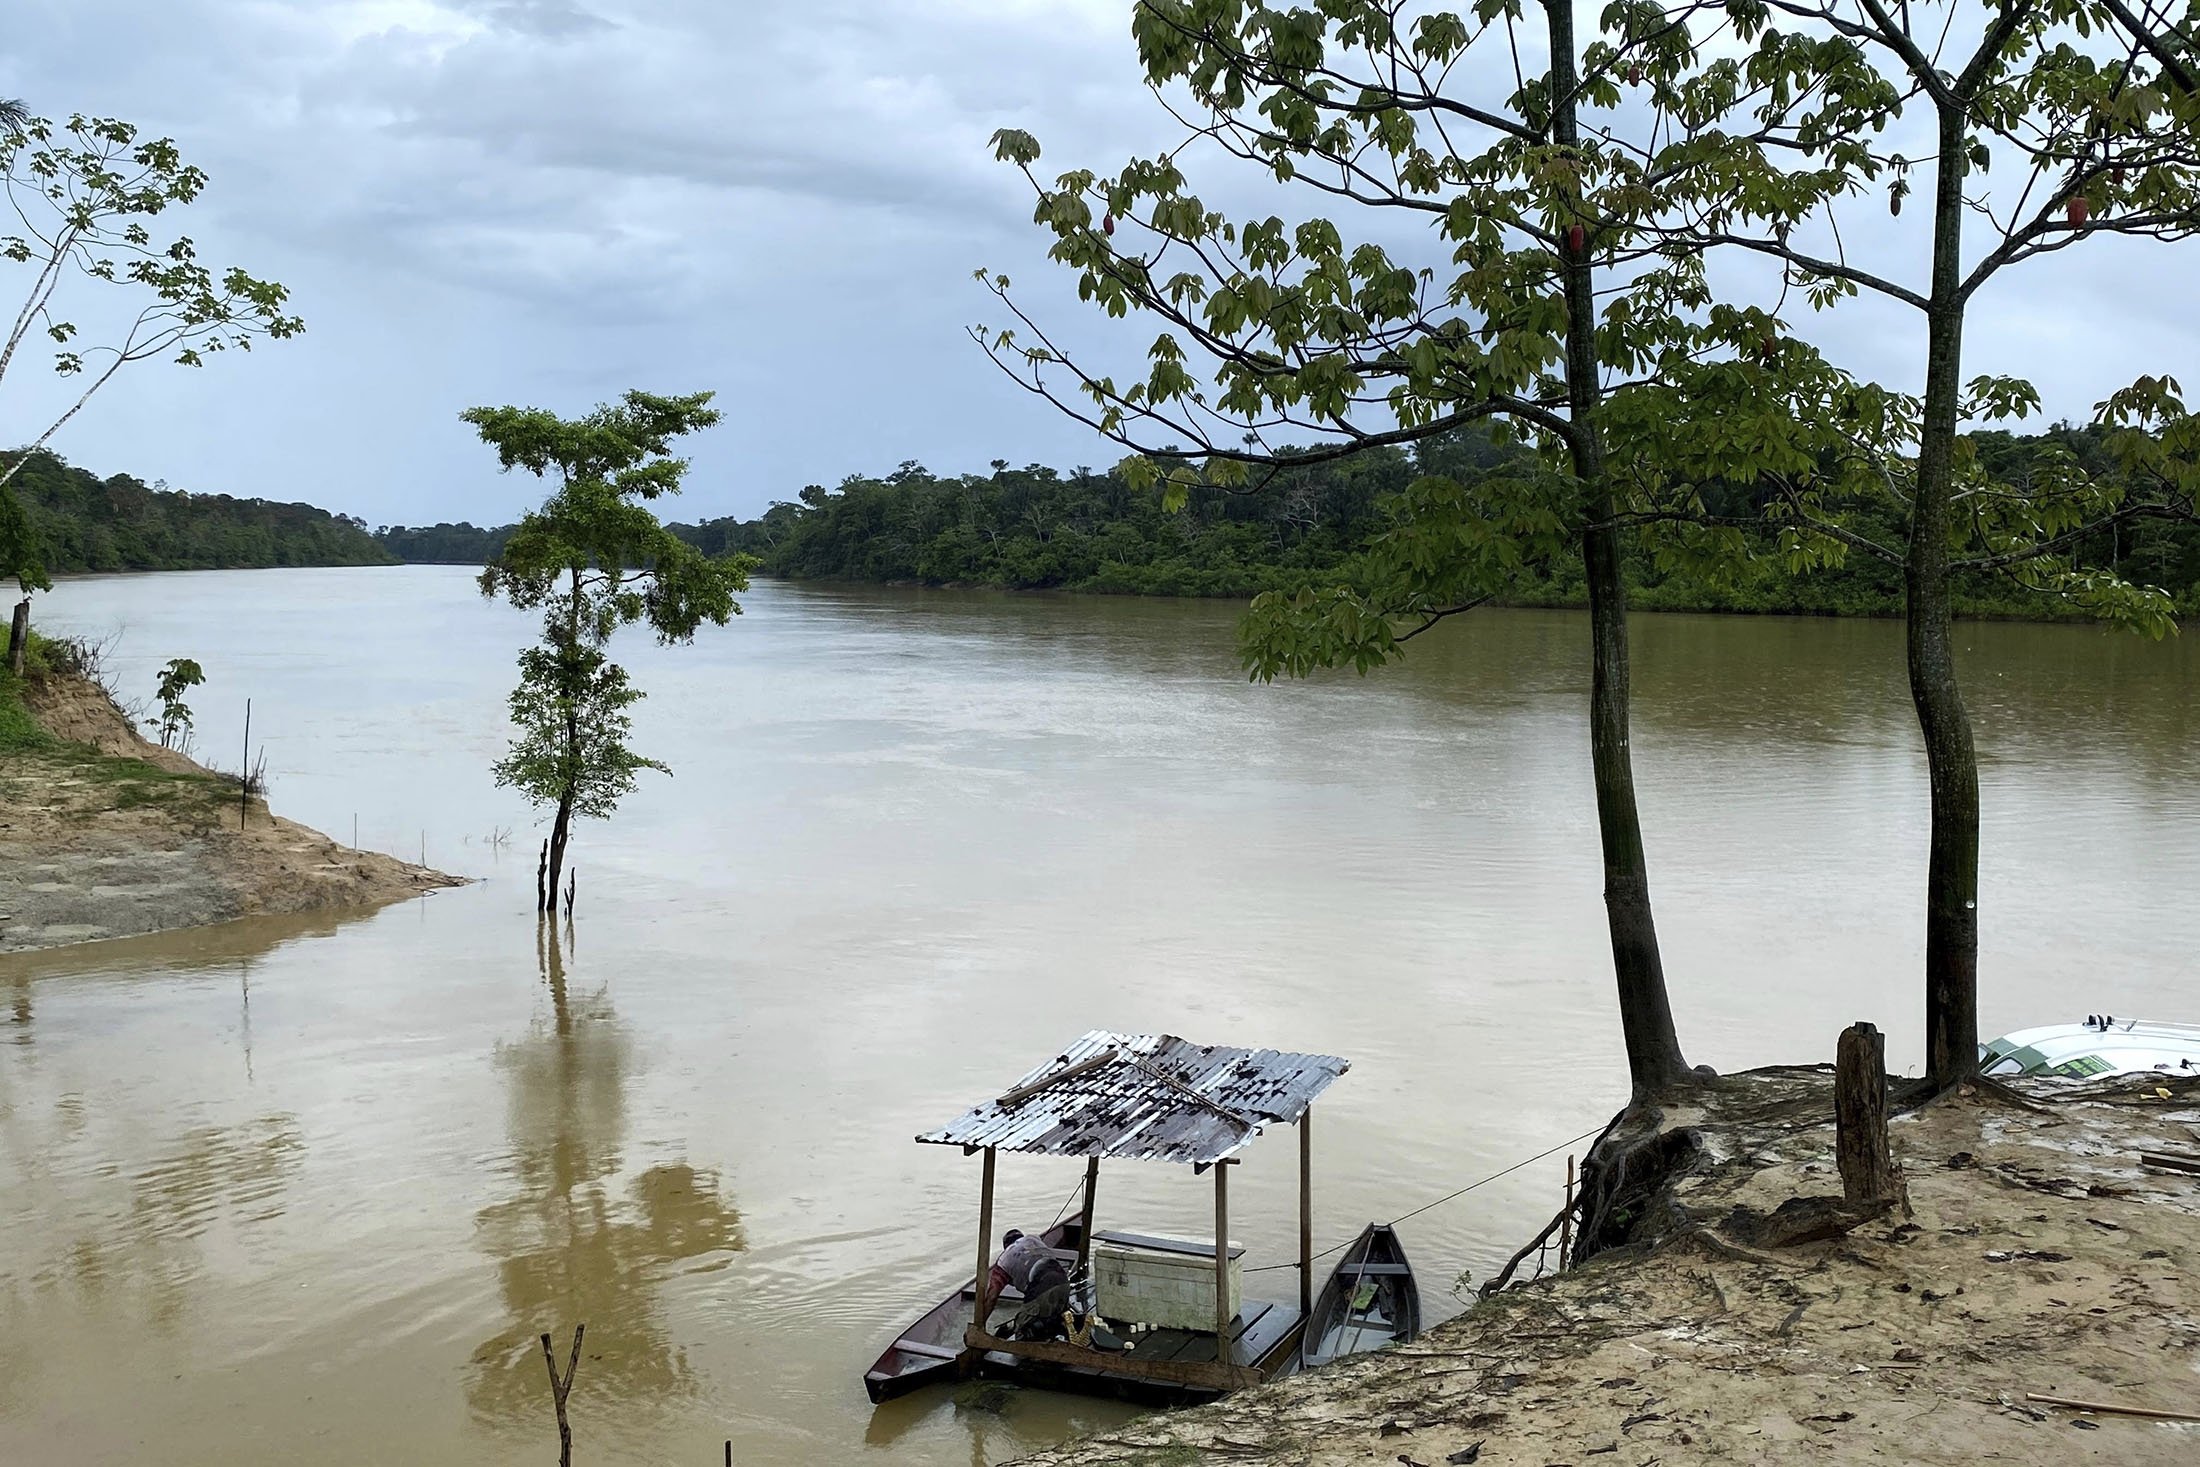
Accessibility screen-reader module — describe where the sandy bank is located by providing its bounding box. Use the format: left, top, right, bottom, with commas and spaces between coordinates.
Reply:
1012, 1069, 2200, 1466
0, 668, 464, 953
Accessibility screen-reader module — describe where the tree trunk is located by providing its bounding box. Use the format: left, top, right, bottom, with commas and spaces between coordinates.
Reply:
1548, 0, 1692, 1094
7, 597, 26, 677
546, 791, 574, 922
1914, 104, 1982, 1094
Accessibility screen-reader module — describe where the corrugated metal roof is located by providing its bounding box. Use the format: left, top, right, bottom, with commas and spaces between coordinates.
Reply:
916, 1031, 1349, 1167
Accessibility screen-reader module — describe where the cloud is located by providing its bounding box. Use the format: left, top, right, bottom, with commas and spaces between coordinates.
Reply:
1, 1, 2194, 529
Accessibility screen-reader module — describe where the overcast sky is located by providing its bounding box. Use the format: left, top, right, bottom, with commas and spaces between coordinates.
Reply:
5, 0, 2196, 527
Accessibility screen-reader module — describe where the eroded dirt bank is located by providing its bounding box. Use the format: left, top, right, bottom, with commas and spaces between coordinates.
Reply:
1015, 1070, 2200, 1466
0, 669, 463, 953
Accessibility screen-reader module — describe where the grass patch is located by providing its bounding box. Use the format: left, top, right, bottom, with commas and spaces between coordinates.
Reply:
2, 651, 234, 826
0, 669, 53, 752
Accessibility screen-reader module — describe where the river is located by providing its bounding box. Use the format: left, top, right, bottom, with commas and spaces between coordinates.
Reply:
3, 566, 2195, 1465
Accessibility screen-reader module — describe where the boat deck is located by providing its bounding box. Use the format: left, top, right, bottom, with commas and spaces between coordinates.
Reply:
969, 1290, 1305, 1404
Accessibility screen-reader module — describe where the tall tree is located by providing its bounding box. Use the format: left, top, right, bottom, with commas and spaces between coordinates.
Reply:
1, 108, 300, 666
977, 0, 1872, 1092
468, 390, 757, 912
1663, 0, 2200, 1090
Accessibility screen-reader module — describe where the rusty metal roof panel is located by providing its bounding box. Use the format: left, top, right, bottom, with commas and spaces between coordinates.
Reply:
915, 1031, 1349, 1166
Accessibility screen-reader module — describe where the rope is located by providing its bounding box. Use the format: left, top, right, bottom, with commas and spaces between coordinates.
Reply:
1046, 1172, 1089, 1228
1244, 1121, 1608, 1273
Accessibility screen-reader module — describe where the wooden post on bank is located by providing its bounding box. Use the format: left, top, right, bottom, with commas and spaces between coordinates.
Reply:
1836, 1021, 1902, 1207
1560, 1153, 1576, 1264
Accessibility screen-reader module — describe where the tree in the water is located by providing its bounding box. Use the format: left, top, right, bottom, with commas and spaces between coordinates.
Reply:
0, 108, 301, 643
467, 390, 756, 913
977, 1, 1882, 1093
1651, 1, 2200, 1091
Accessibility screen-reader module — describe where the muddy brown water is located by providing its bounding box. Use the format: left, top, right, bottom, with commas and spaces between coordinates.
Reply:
3, 566, 2195, 1466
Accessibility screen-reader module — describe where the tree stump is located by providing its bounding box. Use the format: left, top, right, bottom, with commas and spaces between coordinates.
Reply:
1836, 1021, 1904, 1208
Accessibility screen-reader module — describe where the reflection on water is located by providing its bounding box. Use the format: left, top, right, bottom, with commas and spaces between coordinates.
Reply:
63, 1114, 305, 1329
466, 922, 746, 1434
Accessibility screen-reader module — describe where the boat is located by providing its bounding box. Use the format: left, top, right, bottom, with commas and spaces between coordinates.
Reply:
864, 1220, 1080, 1404
1980, 1016, 2200, 1080
863, 1030, 1353, 1408
1301, 1222, 1421, 1368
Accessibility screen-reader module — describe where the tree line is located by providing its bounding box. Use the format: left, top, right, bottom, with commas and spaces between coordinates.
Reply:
2, 448, 390, 573
372, 422, 2200, 622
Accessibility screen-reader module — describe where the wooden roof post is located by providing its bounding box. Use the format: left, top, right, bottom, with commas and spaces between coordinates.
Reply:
971, 1146, 998, 1350
1077, 1155, 1101, 1275
1214, 1159, 1232, 1359
1298, 1107, 1313, 1316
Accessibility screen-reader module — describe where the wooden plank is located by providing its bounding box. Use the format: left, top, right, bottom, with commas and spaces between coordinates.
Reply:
1237, 1304, 1303, 1368
995, 1049, 1119, 1109
964, 1327, 1263, 1393
1133, 1327, 1197, 1363
1093, 1230, 1247, 1260
893, 1340, 961, 1362
2139, 1151, 2200, 1176
1299, 1109, 1313, 1316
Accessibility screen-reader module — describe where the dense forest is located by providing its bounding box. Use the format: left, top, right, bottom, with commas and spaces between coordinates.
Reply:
21, 429, 2196, 620
656, 424, 2200, 619
3, 449, 392, 572
371, 521, 513, 563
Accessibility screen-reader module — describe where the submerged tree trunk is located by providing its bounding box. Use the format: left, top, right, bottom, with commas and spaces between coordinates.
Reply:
1548, 0, 1693, 1094
546, 788, 575, 918
1914, 105, 1982, 1094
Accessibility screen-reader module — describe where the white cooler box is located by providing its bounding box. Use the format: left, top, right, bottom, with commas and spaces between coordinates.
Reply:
1092, 1231, 1243, 1333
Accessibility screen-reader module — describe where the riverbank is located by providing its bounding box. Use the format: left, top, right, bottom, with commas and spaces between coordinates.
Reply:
1013, 1069, 2200, 1466
0, 655, 462, 953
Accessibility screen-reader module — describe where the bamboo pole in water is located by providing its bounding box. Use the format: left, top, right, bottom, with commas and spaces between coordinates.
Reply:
239, 699, 251, 829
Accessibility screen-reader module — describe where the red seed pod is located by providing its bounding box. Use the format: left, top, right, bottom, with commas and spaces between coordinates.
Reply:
1627, 65, 1641, 86
1760, 336, 1777, 364
1102, 212, 1115, 236
1567, 223, 1586, 257
1890, 191, 1902, 217
2066, 196, 2089, 227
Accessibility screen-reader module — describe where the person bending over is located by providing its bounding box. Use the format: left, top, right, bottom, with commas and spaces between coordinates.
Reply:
987, 1228, 1072, 1341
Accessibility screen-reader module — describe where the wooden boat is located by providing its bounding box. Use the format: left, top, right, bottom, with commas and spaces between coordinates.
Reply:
863, 1221, 1079, 1404
868, 1031, 1353, 1406
1301, 1222, 1421, 1368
